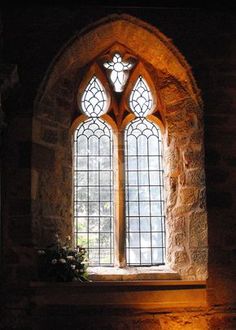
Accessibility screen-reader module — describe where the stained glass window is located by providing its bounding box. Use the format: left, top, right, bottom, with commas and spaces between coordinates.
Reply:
125, 118, 165, 266
129, 76, 153, 117
104, 53, 133, 92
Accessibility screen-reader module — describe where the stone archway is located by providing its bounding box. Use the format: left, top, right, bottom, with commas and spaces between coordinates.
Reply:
32, 14, 207, 280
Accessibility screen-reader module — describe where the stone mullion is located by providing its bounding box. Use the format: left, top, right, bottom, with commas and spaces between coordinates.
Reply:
114, 130, 126, 267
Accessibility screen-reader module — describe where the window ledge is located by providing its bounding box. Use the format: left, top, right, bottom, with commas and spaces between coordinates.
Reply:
88, 266, 180, 281
30, 279, 207, 311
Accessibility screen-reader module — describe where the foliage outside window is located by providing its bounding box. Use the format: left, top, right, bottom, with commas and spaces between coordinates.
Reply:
73, 50, 165, 268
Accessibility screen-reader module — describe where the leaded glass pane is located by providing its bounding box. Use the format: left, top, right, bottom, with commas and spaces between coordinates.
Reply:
73, 118, 114, 266
81, 76, 108, 117
129, 76, 153, 117
125, 118, 165, 266
104, 53, 134, 92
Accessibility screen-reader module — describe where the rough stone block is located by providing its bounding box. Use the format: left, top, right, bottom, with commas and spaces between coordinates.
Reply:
181, 169, 205, 186
32, 143, 55, 170
191, 248, 208, 265
55, 94, 71, 108
190, 131, 203, 145
179, 187, 199, 205
174, 250, 189, 265
175, 233, 186, 246
189, 212, 207, 248
173, 216, 186, 232
183, 149, 203, 168
42, 127, 58, 144
161, 83, 187, 105
160, 314, 208, 330
55, 107, 71, 127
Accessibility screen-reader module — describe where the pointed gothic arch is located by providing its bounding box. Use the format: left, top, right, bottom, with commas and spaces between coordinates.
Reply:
32, 14, 207, 280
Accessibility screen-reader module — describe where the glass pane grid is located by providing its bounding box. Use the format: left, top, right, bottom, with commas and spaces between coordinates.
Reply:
81, 76, 108, 117
129, 76, 153, 117
125, 118, 165, 266
73, 118, 114, 266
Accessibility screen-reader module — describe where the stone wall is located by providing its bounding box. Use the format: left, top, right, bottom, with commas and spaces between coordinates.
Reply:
0, 5, 236, 329
32, 14, 207, 280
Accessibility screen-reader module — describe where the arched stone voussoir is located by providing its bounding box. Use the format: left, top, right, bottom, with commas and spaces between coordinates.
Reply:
35, 14, 202, 110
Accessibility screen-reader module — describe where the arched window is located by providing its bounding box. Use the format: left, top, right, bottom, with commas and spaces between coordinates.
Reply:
73, 77, 114, 266
73, 53, 165, 268
125, 118, 165, 266
33, 15, 207, 280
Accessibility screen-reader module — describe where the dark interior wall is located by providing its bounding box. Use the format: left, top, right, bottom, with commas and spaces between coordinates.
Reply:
0, 4, 236, 329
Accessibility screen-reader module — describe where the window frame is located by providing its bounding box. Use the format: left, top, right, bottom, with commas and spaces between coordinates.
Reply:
71, 57, 167, 271
72, 115, 115, 266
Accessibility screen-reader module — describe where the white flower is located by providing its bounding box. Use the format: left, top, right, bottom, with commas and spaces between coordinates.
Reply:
66, 256, 74, 261
59, 258, 66, 264
71, 265, 76, 269
51, 259, 57, 264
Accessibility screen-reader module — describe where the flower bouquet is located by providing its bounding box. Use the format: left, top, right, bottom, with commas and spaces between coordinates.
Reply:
37, 234, 89, 282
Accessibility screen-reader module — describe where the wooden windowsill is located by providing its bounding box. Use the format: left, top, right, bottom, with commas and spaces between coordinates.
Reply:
31, 279, 206, 287
30, 279, 207, 311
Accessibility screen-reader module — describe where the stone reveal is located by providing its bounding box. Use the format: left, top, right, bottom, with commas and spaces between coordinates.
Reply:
32, 14, 207, 280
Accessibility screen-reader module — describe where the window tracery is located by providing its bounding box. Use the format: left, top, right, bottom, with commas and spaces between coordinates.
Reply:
81, 76, 108, 117
103, 53, 134, 92
129, 76, 153, 117
74, 51, 165, 267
